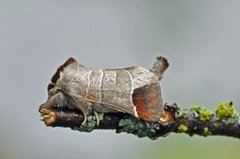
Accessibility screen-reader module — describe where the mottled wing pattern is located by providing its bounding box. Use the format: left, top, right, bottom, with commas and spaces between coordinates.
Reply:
86, 69, 136, 115
85, 66, 163, 121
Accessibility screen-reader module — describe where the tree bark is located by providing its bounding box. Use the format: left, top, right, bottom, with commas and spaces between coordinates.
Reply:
39, 102, 240, 140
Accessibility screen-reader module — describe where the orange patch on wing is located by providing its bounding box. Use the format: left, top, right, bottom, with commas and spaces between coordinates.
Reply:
147, 85, 158, 110
132, 87, 156, 121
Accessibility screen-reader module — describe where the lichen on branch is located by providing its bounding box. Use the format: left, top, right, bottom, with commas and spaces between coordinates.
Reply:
174, 102, 240, 137
39, 101, 240, 140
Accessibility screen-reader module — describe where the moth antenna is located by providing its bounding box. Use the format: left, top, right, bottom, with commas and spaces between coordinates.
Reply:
150, 56, 169, 81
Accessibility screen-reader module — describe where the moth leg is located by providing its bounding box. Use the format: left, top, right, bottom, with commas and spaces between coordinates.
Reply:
64, 94, 89, 125
93, 110, 100, 126
87, 102, 100, 126
150, 56, 169, 81
75, 104, 88, 125
73, 100, 89, 125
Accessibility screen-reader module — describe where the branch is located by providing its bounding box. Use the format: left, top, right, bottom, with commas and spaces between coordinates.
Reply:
39, 102, 240, 140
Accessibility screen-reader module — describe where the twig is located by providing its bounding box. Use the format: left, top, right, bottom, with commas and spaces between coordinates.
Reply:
39, 102, 240, 140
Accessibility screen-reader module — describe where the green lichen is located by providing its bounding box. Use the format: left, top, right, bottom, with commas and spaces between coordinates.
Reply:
191, 105, 213, 121
117, 116, 161, 140
216, 101, 235, 119
178, 124, 188, 133
119, 117, 137, 127
179, 110, 188, 117
73, 113, 104, 132
203, 127, 211, 136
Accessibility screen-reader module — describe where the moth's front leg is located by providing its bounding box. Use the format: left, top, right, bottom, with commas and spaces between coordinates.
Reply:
87, 102, 100, 126
71, 101, 100, 126
74, 103, 89, 125
65, 95, 89, 125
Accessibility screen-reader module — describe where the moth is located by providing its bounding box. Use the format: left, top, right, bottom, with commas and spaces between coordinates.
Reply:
40, 56, 174, 125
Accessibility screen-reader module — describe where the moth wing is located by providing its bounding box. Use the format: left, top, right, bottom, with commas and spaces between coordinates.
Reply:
48, 57, 77, 91
87, 90, 137, 115
132, 82, 164, 122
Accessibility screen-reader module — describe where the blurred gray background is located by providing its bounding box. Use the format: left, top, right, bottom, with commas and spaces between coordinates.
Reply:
0, 0, 240, 159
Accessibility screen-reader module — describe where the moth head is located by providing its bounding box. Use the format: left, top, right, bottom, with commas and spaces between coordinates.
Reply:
41, 57, 78, 109
39, 90, 67, 126
40, 91, 67, 108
